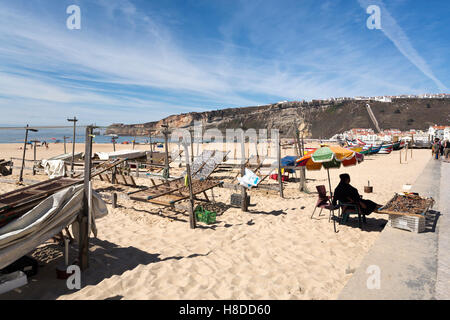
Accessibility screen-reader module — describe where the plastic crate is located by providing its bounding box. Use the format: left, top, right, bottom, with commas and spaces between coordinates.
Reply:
388, 214, 425, 233
194, 206, 217, 224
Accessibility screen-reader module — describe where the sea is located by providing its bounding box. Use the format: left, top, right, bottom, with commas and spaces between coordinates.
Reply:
0, 127, 164, 145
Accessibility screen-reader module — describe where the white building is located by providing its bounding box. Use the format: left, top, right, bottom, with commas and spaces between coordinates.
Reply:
428, 125, 450, 141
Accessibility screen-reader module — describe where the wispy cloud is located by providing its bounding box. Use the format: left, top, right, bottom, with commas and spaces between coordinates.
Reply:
358, 0, 448, 91
0, 0, 447, 125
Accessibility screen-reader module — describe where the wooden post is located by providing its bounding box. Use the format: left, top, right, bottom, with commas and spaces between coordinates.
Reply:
277, 132, 284, 198
162, 124, 170, 180
301, 134, 305, 155
79, 125, 93, 271
112, 138, 116, 152
399, 148, 402, 164
183, 143, 196, 229
31, 140, 39, 176
189, 128, 194, 164
19, 125, 30, 183
149, 131, 153, 163
133, 135, 136, 150
112, 192, 117, 209
405, 143, 408, 162
63, 136, 69, 154
67, 117, 78, 177
240, 130, 248, 212
112, 165, 117, 184
293, 122, 306, 192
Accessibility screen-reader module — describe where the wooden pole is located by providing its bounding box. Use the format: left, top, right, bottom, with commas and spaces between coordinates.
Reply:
149, 132, 153, 163
301, 134, 305, 155
135, 162, 139, 177
79, 125, 93, 271
189, 128, 194, 164
240, 130, 248, 212
67, 117, 78, 177
405, 143, 408, 162
19, 125, 30, 183
294, 123, 306, 192
31, 140, 39, 176
277, 133, 284, 198
183, 143, 196, 229
327, 168, 333, 199
112, 192, 117, 208
162, 124, 170, 180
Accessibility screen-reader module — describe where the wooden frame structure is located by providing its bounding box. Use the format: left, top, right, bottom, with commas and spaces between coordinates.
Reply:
0, 176, 82, 227
127, 149, 228, 208
129, 179, 223, 207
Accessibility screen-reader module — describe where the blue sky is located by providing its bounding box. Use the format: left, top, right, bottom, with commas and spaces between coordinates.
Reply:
0, 0, 449, 125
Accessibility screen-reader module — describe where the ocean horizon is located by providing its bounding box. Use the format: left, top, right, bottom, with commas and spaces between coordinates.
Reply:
0, 127, 165, 144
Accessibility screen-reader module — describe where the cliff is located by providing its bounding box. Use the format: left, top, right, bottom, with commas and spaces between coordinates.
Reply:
106, 98, 450, 138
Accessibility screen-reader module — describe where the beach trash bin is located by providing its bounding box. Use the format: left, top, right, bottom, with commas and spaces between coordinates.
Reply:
194, 206, 217, 224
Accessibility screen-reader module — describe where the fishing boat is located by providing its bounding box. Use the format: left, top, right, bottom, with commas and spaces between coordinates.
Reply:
392, 141, 402, 150
378, 143, 393, 154
360, 145, 372, 155
349, 146, 363, 153
304, 147, 317, 154
369, 144, 382, 154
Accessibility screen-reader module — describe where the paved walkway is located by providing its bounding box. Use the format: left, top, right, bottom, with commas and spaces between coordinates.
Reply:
436, 159, 450, 299
339, 158, 449, 300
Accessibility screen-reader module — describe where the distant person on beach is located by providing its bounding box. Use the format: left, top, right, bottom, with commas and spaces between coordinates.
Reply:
432, 139, 440, 160
444, 140, 450, 160
332, 173, 382, 216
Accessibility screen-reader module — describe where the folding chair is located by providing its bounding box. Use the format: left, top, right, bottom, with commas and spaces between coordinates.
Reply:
311, 185, 340, 231
338, 201, 366, 229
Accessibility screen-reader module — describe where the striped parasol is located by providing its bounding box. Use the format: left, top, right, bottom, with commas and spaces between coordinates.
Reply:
296, 145, 364, 196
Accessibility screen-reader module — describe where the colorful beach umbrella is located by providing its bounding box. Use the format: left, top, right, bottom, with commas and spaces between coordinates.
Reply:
296, 146, 363, 170
296, 145, 364, 197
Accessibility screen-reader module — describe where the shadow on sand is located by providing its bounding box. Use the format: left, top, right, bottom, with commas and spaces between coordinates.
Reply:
0, 238, 210, 300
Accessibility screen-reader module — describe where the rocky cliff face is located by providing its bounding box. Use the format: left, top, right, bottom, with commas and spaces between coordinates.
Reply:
106, 98, 450, 138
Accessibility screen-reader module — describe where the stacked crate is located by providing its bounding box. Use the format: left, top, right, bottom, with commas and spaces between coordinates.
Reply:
388, 214, 426, 233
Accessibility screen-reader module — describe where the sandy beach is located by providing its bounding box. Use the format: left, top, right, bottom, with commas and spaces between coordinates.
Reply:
0, 142, 431, 300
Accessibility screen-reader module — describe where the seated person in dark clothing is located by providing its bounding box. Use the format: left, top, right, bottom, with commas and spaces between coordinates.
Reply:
332, 173, 382, 215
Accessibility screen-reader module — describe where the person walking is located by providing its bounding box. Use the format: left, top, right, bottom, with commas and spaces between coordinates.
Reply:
444, 140, 450, 160
432, 138, 440, 160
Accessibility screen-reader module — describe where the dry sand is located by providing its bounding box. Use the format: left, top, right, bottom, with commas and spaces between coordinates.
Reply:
0, 142, 431, 300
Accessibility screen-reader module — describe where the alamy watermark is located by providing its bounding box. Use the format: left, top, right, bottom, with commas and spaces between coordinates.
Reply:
66, 264, 81, 290
66, 5, 81, 30
366, 5, 381, 30
366, 265, 381, 289
170, 121, 282, 167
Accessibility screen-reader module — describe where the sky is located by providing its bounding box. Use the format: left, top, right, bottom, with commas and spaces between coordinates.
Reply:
0, 0, 449, 126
